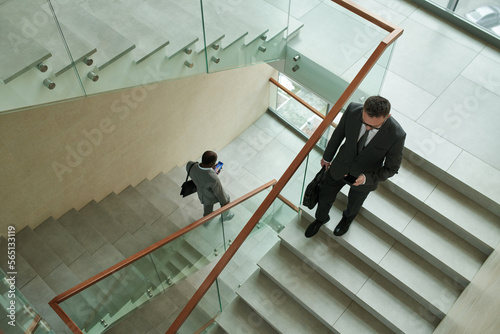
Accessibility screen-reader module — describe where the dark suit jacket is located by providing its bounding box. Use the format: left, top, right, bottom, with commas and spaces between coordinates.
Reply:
323, 102, 406, 189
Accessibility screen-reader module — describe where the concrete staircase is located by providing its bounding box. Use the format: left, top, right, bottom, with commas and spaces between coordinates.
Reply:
0, 164, 280, 333
0, 0, 303, 96
211, 146, 500, 332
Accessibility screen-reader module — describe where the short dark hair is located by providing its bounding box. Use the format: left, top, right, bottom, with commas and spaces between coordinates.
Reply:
202, 151, 217, 166
363, 96, 391, 118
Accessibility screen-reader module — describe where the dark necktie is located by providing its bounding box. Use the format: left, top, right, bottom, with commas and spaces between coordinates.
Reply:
357, 129, 370, 154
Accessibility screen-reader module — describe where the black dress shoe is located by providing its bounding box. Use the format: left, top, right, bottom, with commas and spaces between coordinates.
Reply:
305, 220, 324, 238
333, 217, 351, 236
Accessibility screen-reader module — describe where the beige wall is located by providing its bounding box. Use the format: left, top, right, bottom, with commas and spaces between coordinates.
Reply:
0, 64, 277, 235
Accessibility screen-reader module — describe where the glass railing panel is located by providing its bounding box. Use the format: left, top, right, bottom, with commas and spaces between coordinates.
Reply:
0, 0, 86, 114
174, 194, 298, 332
202, 0, 293, 73
46, 0, 208, 98
0, 268, 53, 333
58, 254, 163, 333
283, 0, 392, 106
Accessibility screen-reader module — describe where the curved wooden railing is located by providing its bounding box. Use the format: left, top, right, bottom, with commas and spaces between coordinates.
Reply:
167, 0, 403, 332
48, 179, 278, 334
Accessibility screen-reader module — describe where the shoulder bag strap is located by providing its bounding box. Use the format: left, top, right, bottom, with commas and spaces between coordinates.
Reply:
186, 162, 197, 182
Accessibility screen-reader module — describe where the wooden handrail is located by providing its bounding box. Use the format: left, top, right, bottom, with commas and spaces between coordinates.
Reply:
24, 314, 41, 334
167, 0, 403, 332
269, 77, 338, 128
49, 179, 277, 329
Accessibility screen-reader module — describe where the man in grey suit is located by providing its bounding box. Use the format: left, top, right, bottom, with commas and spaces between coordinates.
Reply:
305, 96, 406, 238
187, 151, 234, 220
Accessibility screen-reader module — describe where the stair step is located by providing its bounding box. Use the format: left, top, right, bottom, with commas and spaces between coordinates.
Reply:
99, 192, 147, 234
117, 0, 199, 59
0, 236, 37, 289
20, 276, 73, 334
0, 20, 51, 84
217, 296, 277, 334
34, 217, 85, 266
380, 158, 500, 254
146, 0, 225, 54
177, 0, 249, 49
258, 243, 391, 333
402, 211, 486, 285
51, 0, 135, 70
355, 186, 486, 285
316, 204, 463, 317
58, 209, 107, 254
238, 269, 331, 333
16, 227, 62, 279
79, 200, 127, 244
80, 0, 169, 63
118, 185, 163, 225
280, 216, 439, 333
1, 1, 96, 77
135, 179, 180, 222
425, 182, 500, 252
151, 172, 195, 210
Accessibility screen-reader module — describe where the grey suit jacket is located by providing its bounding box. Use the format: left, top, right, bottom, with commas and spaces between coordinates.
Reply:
323, 102, 406, 189
187, 161, 229, 206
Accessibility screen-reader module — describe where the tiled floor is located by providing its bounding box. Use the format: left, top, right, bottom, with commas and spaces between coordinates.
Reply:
279, 0, 500, 206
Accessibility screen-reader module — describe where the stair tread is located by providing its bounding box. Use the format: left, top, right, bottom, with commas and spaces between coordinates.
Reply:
358, 271, 438, 334
358, 185, 486, 283
0, 20, 51, 84
118, 185, 163, 225
52, 1, 135, 70
34, 217, 85, 266
146, 0, 225, 54
135, 179, 179, 218
81, 0, 169, 63
99, 192, 147, 234
118, 0, 199, 58
151, 172, 196, 211
217, 296, 278, 334
281, 216, 439, 333
20, 276, 73, 334
425, 182, 500, 250
379, 242, 462, 315
16, 227, 62, 278
0, 236, 37, 290
238, 269, 330, 333
170, 0, 248, 49
258, 243, 391, 333
280, 217, 374, 294
402, 211, 486, 283
58, 209, 107, 254
313, 205, 464, 316
79, 200, 127, 244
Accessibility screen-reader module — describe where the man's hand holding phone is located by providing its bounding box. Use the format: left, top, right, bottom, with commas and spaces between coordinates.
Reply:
343, 173, 365, 186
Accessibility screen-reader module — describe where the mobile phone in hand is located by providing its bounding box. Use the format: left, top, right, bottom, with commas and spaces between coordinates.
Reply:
214, 161, 223, 174
343, 174, 357, 185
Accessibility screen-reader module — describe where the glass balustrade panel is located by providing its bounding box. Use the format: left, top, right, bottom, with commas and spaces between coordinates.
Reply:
202, 0, 293, 73
44, 0, 208, 99
58, 254, 163, 333
174, 196, 282, 333
0, 0, 85, 114
0, 268, 49, 333
173, 195, 298, 332
283, 0, 394, 108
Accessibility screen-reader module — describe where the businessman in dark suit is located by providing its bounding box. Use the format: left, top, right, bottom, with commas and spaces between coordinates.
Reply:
305, 96, 406, 238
